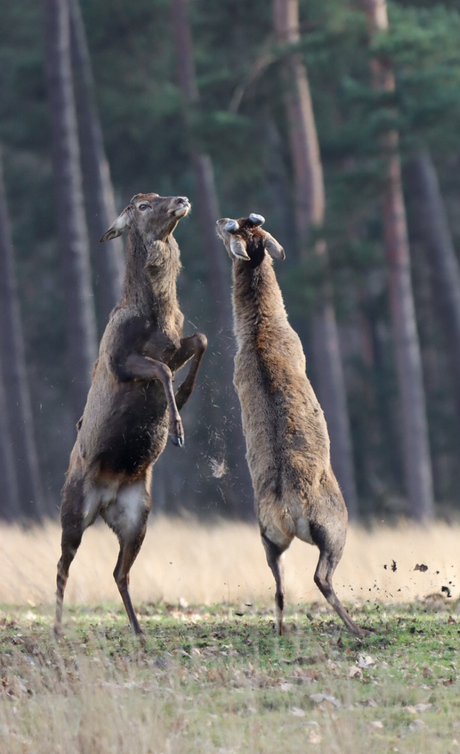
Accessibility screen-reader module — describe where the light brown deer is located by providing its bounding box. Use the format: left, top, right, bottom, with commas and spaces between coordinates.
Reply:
216, 213, 366, 636
54, 192, 207, 639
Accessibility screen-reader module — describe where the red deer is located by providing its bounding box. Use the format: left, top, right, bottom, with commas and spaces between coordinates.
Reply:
54, 193, 207, 639
216, 213, 365, 636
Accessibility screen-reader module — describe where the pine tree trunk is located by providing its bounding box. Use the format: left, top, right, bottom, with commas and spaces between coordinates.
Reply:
311, 281, 358, 515
273, 0, 358, 516
405, 214, 449, 498
0, 364, 20, 522
171, 0, 253, 519
364, 0, 434, 520
405, 151, 460, 423
44, 0, 98, 424
69, 0, 124, 327
171, 0, 231, 332
0, 147, 44, 522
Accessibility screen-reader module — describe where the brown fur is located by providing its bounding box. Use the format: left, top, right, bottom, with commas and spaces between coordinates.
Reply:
216, 215, 365, 636
55, 193, 207, 639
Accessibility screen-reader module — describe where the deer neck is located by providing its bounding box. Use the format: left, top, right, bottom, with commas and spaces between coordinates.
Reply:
121, 232, 181, 329
232, 256, 287, 339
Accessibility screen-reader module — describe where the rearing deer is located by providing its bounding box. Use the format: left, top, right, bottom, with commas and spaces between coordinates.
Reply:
55, 192, 207, 638
216, 213, 365, 636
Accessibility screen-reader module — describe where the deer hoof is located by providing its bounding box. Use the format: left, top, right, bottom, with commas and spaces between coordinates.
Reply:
171, 433, 185, 447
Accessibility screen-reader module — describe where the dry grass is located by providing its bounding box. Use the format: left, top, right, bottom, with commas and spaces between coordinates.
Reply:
0, 517, 458, 609
1, 599, 460, 754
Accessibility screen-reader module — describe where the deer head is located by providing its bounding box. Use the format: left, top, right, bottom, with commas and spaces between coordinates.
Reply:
101, 193, 191, 244
216, 213, 285, 266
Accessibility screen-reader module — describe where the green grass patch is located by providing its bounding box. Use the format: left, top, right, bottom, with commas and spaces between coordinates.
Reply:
1, 600, 459, 753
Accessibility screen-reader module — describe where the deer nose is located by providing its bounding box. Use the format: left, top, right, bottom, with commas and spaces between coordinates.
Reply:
175, 196, 188, 206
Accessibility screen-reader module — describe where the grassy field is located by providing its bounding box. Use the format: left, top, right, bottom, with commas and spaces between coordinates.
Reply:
1, 520, 459, 752
1, 600, 459, 753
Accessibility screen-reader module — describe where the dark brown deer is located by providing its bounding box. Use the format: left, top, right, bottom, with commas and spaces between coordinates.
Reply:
54, 192, 207, 639
216, 213, 365, 636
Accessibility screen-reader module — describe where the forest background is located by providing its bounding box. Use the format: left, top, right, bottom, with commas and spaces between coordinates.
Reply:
2, 0, 460, 525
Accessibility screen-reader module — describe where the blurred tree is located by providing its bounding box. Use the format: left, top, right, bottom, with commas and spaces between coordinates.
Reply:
0, 146, 43, 522
171, 0, 229, 332
69, 0, 124, 329
0, 365, 20, 521
364, 0, 434, 520
273, 0, 358, 516
3, 0, 460, 521
405, 151, 460, 424
43, 0, 98, 424
171, 0, 253, 518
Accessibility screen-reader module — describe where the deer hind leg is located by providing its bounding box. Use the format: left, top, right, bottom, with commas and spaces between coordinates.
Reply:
55, 476, 85, 637
103, 479, 151, 637
261, 530, 290, 636
113, 535, 147, 638
311, 524, 366, 636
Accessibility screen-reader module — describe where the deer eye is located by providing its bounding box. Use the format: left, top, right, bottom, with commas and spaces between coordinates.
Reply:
138, 203, 151, 211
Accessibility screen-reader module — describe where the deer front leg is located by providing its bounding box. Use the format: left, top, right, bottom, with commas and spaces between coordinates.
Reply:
123, 353, 184, 446
169, 333, 207, 411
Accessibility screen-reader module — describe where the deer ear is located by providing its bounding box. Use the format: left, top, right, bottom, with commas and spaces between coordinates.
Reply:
263, 232, 285, 261
100, 206, 132, 242
229, 237, 250, 261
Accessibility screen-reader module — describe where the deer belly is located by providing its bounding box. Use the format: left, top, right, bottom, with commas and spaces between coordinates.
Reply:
97, 387, 169, 475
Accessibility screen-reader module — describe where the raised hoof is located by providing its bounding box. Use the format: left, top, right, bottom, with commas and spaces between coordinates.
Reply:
170, 434, 185, 447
